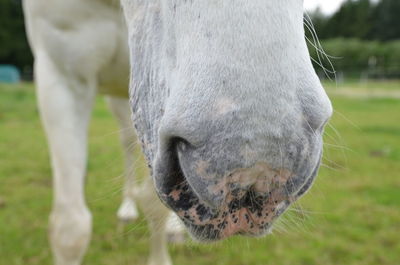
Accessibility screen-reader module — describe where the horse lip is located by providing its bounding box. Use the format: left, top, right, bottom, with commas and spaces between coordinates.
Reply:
182, 196, 287, 242
153, 140, 323, 241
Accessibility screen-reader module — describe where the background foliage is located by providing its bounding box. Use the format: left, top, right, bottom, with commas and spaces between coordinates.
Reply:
307, 0, 400, 79
308, 39, 400, 79
0, 0, 32, 74
310, 0, 400, 41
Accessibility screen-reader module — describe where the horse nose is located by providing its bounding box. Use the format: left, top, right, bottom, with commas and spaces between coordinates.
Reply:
154, 130, 309, 212
152, 96, 326, 240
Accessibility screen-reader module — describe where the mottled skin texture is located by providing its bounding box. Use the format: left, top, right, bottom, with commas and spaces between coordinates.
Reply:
160, 161, 319, 241
121, 0, 333, 242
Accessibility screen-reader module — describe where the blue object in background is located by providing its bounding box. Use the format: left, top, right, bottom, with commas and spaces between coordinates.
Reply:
0, 65, 21, 83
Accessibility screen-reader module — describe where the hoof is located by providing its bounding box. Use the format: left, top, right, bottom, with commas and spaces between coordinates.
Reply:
166, 213, 186, 244
117, 198, 139, 223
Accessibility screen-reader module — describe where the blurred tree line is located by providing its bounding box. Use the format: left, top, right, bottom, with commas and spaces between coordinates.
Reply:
0, 0, 32, 77
311, 0, 400, 41
308, 0, 400, 79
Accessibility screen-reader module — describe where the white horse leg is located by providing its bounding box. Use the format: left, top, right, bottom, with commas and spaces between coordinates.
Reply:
165, 211, 186, 243
135, 178, 173, 265
105, 96, 139, 222
35, 53, 96, 265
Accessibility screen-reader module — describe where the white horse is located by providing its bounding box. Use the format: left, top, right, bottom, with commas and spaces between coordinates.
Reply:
23, 1, 182, 265
23, 0, 332, 265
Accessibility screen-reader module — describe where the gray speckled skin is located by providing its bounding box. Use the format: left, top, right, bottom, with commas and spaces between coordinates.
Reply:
122, 0, 332, 241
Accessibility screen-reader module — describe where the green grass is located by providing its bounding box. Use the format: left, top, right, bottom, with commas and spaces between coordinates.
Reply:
0, 82, 399, 265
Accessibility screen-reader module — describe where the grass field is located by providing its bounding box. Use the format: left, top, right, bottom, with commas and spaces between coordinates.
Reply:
1, 81, 400, 265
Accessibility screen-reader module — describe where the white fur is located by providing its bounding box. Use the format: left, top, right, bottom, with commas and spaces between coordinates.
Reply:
23, 1, 183, 265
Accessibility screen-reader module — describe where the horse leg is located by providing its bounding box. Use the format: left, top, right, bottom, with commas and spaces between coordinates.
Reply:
165, 211, 186, 243
105, 96, 139, 222
135, 177, 173, 265
35, 52, 96, 265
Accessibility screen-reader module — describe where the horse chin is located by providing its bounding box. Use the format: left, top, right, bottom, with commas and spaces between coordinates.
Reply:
162, 167, 322, 242
180, 203, 284, 242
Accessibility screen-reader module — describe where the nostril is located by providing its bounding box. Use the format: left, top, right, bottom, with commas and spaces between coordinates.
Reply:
155, 137, 188, 194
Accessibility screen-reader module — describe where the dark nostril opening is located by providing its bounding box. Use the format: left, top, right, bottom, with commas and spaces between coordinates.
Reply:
158, 137, 190, 193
